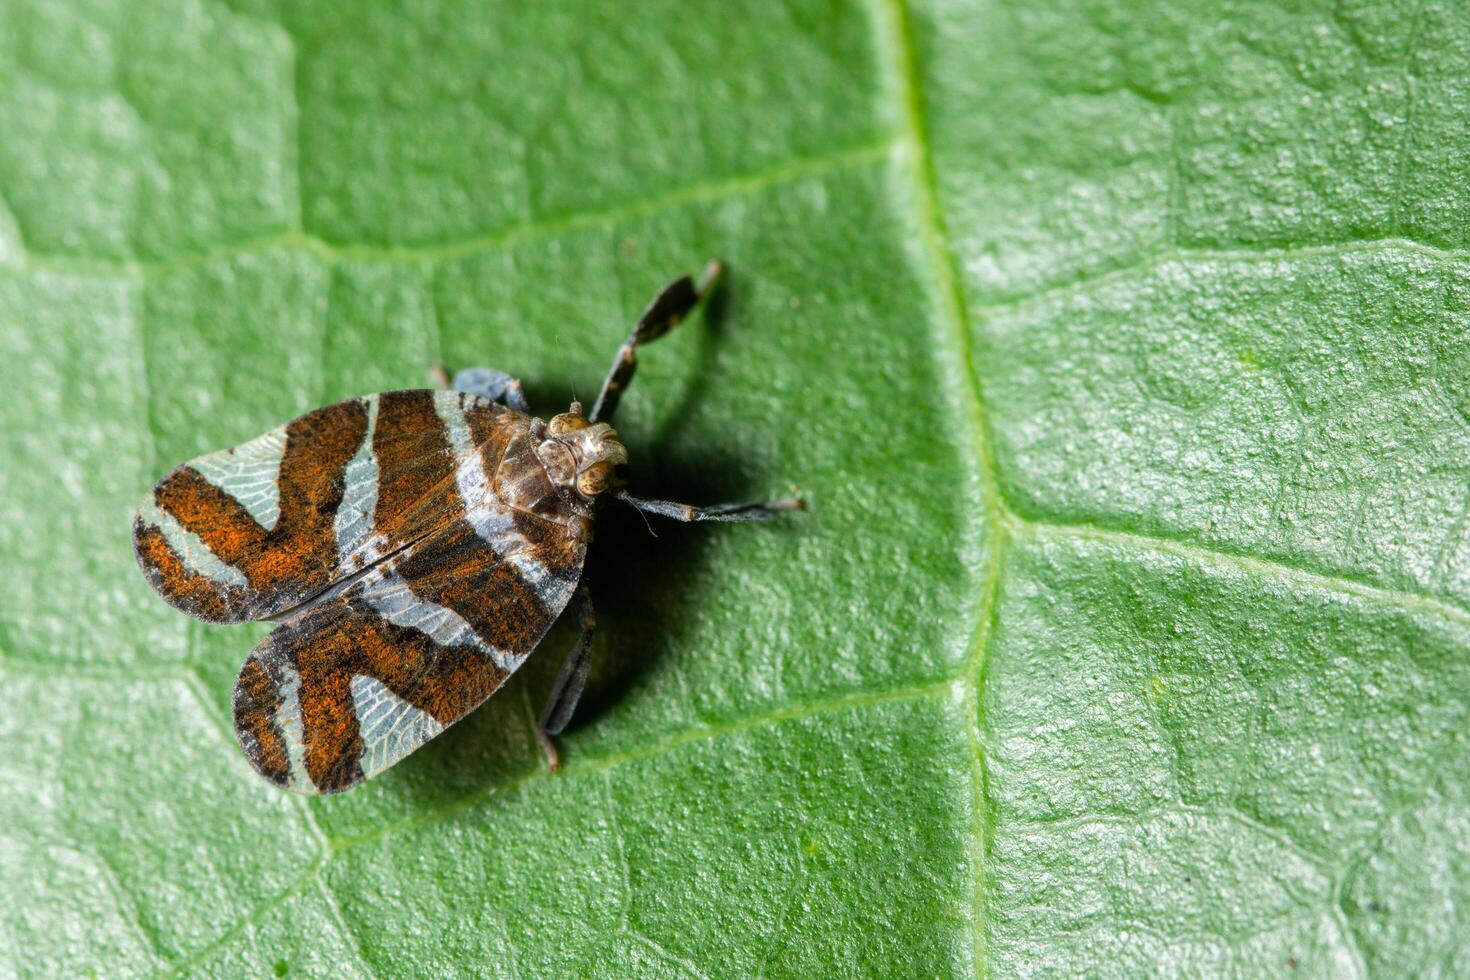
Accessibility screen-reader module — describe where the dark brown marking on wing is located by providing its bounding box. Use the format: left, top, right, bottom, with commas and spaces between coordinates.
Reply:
509, 504, 587, 591
233, 654, 292, 786
148, 398, 370, 619
152, 467, 269, 569
270, 397, 371, 585
373, 390, 462, 549
132, 519, 251, 623
466, 399, 521, 482
236, 593, 512, 793
395, 520, 554, 655
339, 597, 511, 724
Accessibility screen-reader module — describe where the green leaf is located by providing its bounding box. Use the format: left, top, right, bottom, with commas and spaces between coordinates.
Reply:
1, 0, 1465, 975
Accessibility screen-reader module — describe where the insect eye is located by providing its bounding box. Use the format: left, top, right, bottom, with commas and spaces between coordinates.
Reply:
577, 462, 616, 497
548, 412, 590, 435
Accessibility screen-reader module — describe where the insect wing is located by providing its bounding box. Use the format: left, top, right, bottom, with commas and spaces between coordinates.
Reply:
133, 389, 517, 623
232, 496, 586, 793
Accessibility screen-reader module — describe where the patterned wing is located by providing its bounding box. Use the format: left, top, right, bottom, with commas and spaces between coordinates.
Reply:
232, 504, 585, 793
134, 389, 521, 623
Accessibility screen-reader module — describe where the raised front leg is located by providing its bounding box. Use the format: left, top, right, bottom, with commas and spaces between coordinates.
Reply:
430, 364, 531, 413
535, 582, 597, 772
589, 260, 725, 424
614, 491, 804, 523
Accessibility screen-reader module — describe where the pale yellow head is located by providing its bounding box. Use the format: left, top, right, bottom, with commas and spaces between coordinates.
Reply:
537, 401, 628, 502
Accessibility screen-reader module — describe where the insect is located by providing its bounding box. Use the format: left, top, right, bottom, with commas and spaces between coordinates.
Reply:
133, 262, 799, 793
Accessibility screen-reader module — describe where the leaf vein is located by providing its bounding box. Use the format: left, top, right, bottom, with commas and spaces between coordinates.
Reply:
972, 237, 1470, 315
1015, 517, 1470, 630
13, 140, 898, 282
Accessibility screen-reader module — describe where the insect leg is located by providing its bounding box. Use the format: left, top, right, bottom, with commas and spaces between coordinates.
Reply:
447, 367, 531, 413
535, 582, 597, 773
613, 491, 804, 523
588, 260, 725, 423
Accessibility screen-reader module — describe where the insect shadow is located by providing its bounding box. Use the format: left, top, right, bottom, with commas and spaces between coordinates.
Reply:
516, 289, 749, 743
397, 438, 772, 796
573, 443, 765, 731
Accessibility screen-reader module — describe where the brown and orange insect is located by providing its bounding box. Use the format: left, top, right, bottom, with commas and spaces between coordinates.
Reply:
134, 263, 799, 793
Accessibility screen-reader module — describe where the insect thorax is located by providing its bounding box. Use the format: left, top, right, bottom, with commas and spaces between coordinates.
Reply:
534, 403, 628, 506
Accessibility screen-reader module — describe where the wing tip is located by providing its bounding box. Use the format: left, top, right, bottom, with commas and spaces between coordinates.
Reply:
231, 652, 307, 793
230, 644, 369, 796
132, 513, 253, 624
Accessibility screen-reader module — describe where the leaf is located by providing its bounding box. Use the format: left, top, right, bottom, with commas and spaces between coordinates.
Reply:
0, 0, 1465, 975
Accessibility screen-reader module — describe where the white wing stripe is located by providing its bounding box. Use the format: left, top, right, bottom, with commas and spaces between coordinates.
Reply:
350, 674, 446, 779
334, 395, 382, 574
435, 390, 493, 507
138, 495, 250, 589
189, 426, 289, 532
272, 662, 315, 793
356, 564, 524, 672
